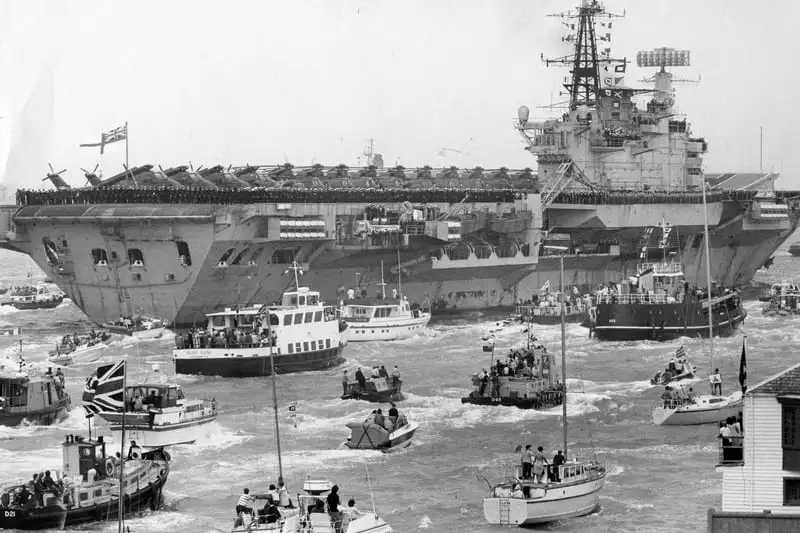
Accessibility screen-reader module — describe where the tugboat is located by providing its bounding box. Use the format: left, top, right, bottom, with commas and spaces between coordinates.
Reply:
0, 433, 169, 530
47, 331, 112, 366
3, 283, 65, 310
0, 342, 71, 427
102, 311, 167, 339
344, 406, 418, 452
341, 365, 403, 403
173, 262, 347, 378
338, 260, 431, 342
650, 346, 696, 385
83, 362, 217, 448
461, 330, 564, 410
591, 259, 746, 341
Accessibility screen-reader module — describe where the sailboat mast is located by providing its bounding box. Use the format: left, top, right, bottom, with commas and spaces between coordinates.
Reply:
700, 176, 714, 363
397, 249, 402, 297
269, 332, 283, 480
559, 254, 568, 459
118, 364, 127, 533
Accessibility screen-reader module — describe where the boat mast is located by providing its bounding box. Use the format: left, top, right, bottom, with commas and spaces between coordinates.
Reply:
701, 175, 714, 366
397, 249, 402, 298
269, 321, 283, 480
559, 252, 568, 459
287, 261, 302, 290
378, 260, 387, 299
118, 362, 127, 533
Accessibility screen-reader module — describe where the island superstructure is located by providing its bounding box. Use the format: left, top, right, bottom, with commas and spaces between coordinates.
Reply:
0, 0, 797, 328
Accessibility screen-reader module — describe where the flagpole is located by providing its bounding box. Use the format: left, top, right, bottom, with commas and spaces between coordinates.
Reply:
125, 121, 129, 169
118, 360, 126, 533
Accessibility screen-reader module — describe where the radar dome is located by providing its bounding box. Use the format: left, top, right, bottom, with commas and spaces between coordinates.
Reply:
517, 106, 530, 124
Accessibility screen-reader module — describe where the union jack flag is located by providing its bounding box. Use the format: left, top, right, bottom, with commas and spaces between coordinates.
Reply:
82, 360, 126, 418
79, 123, 127, 154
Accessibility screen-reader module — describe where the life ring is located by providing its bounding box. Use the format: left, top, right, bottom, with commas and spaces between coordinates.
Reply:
105, 459, 115, 478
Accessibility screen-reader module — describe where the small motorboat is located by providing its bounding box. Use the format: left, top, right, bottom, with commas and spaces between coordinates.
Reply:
650, 347, 696, 385
0, 344, 71, 427
102, 314, 167, 339
3, 283, 65, 310
652, 391, 743, 426
344, 410, 418, 452
342, 366, 403, 403
47, 331, 112, 366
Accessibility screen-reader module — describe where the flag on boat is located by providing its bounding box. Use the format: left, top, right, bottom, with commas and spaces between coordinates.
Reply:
289, 402, 297, 427
739, 337, 747, 394
79, 123, 127, 154
82, 360, 126, 418
539, 280, 550, 293
675, 346, 686, 358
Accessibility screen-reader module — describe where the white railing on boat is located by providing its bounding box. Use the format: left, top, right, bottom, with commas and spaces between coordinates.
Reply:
637, 262, 684, 275
596, 293, 684, 305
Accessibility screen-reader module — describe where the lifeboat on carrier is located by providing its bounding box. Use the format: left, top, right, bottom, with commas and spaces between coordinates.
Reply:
0, 434, 169, 530
344, 409, 418, 452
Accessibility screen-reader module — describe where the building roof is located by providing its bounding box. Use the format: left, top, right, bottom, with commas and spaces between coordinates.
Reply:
747, 361, 800, 396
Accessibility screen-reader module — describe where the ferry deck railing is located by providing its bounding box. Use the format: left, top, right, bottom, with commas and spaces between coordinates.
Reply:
597, 293, 684, 305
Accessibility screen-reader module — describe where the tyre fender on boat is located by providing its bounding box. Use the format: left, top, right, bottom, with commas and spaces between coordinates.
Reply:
105, 459, 115, 478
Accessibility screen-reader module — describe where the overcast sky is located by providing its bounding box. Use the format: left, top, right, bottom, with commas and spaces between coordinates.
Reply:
0, 0, 797, 190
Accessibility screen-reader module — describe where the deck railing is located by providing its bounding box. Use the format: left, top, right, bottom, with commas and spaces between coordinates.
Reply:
596, 293, 684, 305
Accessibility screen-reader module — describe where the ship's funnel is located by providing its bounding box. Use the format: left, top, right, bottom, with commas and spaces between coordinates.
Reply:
517, 106, 530, 125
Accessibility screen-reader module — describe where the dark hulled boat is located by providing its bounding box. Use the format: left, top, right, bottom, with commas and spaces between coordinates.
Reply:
0, 348, 71, 427
591, 261, 746, 342
173, 264, 347, 377
342, 367, 403, 403
0, 434, 169, 530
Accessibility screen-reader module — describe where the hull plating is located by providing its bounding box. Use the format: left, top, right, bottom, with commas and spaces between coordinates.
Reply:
173, 345, 346, 377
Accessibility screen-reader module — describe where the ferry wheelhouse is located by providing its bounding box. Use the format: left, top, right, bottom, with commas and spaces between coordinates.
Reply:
592, 261, 746, 341
173, 285, 347, 378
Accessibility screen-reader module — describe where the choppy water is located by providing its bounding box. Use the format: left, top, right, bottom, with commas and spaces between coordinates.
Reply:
1, 240, 799, 533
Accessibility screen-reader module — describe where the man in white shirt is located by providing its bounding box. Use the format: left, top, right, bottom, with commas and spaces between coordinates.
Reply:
343, 498, 363, 519
709, 368, 722, 395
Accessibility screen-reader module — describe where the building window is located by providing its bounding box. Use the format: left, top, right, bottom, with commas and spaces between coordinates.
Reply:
785, 479, 800, 506
303, 342, 309, 352
287, 343, 293, 354
231, 248, 249, 266
326, 339, 331, 349
91, 248, 109, 266
783, 403, 800, 470
128, 248, 145, 267
176, 241, 192, 266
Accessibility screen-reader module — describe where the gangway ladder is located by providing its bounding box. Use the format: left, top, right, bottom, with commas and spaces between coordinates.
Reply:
499, 497, 512, 525
540, 161, 598, 208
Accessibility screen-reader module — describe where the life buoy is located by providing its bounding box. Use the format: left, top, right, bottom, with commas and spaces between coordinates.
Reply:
105, 459, 115, 478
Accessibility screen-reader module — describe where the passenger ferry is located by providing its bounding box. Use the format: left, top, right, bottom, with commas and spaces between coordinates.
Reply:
173, 263, 347, 377
0, 434, 169, 530
90, 364, 217, 448
338, 261, 431, 342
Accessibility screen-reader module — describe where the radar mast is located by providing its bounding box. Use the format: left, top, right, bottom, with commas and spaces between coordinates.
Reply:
543, 0, 626, 110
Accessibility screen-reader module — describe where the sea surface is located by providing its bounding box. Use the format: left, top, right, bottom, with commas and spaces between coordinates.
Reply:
0, 240, 798, 533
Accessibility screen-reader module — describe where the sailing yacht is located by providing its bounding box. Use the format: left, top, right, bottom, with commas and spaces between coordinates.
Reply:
651, 177, 745, 426
481, 250, 605, 526
230, 324, 392, 533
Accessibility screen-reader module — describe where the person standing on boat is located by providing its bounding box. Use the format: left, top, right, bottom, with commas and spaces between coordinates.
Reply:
391, 365, 401, 388
327, 484, 342, 532
521, 445, 533, 479
710, 369, 722, 395
342, 370, 349, 395
552, 450, 566, 482
532, 446, 549, 483
236, 487, 255, 517
379, 365, 389, 379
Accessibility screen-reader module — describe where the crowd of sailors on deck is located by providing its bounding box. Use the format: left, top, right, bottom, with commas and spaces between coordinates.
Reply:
175, 326, 277, 350
473, 344, 563, 399
553, 189, 759, 205
16, 186, 523, 206
517, 287, 595, 317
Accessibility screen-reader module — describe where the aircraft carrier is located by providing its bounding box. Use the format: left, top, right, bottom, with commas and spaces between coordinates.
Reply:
1, 0, 798, 328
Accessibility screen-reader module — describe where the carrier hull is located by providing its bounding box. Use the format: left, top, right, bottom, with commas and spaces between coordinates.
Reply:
1, 189, 798, 328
